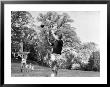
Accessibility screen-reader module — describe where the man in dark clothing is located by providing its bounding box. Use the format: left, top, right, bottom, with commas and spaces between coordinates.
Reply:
49, 30, 63, 77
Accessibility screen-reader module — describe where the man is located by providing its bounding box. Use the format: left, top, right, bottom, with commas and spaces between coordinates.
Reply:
49, 30, 63, 77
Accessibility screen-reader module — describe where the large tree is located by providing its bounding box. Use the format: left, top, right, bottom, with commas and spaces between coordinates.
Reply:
37, 11, 81, 49
36, 11, 81, 66
11, 11, 38, 52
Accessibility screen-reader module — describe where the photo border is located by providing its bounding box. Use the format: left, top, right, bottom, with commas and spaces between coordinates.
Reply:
1, 0, 109, 86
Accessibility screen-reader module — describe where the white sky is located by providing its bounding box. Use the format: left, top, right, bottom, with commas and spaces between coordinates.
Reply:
29, 11, 100, 45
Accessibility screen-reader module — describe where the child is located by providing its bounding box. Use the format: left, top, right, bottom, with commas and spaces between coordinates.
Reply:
20, 55, 27, 72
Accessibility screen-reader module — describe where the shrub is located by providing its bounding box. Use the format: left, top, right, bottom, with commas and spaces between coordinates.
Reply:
71, 63, 80, 70
89, 51, 100, 71
81, 50, 100, 71
61, 47, 79, 69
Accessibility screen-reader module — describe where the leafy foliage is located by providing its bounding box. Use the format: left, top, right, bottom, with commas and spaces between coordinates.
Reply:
88, 50, 100, 71
35, 11, 82, 67
11, 11, 38, 52
11, 11, 100, 72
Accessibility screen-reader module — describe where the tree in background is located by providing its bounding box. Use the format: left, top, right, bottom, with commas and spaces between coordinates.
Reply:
36, 11, 81, 66
38, 12, 81, 46
87, 50, 100, 71
11, 11, 39, 62
78, 42, 100, 71
11, 11, 34, 43
11, 11, 100, 71
79, 42, 97, 63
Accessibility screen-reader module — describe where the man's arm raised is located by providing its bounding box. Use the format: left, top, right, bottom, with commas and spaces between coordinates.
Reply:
51, 30, 58, 40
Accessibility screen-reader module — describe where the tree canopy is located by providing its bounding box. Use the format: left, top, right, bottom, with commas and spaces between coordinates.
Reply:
11, 11, 38, 52
11, 11, 100, 71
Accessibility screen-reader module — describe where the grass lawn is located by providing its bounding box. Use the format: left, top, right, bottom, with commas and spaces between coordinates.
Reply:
11, 63, 100, 77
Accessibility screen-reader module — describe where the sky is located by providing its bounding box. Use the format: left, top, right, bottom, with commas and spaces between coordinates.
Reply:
29, 11, 100, 45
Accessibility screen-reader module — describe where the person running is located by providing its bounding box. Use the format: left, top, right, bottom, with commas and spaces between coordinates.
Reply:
49, 30, 63, 77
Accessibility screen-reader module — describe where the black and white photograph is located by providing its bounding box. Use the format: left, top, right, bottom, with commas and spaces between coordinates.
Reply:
11, 11, 100, 77
4, 4, 107, 84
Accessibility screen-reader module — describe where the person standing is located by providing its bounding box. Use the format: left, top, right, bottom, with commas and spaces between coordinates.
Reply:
49, 30, 63, 77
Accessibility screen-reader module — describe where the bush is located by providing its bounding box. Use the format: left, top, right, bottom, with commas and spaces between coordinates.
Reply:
83, 51, 100, 71
90, 51, 100, 71
61, 47, 79, 69
71, 63, 80, 70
